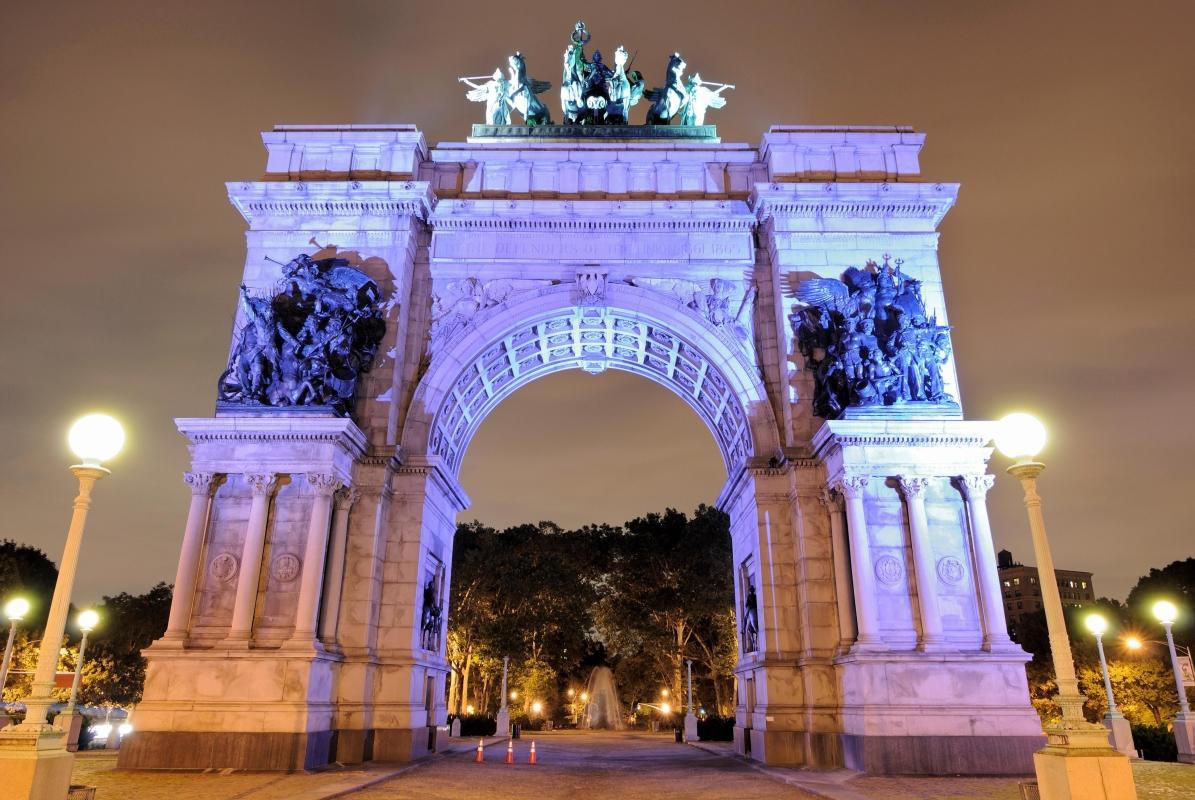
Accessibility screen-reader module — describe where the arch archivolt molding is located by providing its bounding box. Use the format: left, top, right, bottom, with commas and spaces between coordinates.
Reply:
400, 282, 781, 477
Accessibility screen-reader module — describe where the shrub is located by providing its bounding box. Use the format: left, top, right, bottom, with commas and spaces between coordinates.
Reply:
697, 715, 735, 741
1131, 724, 1177, 762
451, 713, 497, 737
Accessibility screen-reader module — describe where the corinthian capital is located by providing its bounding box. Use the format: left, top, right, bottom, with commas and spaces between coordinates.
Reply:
244, 472, 278, 496
306, 472, 343, 497
897, 475, 931, 499
958, 474, 996, 500
833, 473, 869, 499
334, 486, 362, 511
184, 472, 218, 497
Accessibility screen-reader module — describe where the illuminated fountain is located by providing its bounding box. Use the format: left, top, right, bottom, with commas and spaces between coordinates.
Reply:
581, 666, 625, 730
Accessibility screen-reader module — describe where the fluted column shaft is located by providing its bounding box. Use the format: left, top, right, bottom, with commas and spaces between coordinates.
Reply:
835, 475, 883, 647
289, 473, 341, 644
163, 472, 218, 641
960, 474, 1014, 649
319, 487, 359, 645
899, 476, 947, 649
225, 473, 277, 644
822, 489, 858, 648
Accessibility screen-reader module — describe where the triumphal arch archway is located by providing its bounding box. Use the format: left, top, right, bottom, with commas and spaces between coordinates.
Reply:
122, 25, 1044, 775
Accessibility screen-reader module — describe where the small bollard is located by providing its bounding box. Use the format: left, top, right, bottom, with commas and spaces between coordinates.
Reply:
674, 728, 683, 743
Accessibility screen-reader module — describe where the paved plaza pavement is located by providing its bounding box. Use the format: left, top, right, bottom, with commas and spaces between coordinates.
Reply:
71, 730, 1195, 800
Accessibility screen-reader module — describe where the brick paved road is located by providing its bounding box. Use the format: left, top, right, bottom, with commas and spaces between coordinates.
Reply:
353, 730, 816, 800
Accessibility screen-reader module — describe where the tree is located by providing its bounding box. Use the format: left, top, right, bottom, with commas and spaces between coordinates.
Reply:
0, 540, 59, 632
1126, 558, 1195, 653
76, 583, 172, 707
1079, 658, 1180, 726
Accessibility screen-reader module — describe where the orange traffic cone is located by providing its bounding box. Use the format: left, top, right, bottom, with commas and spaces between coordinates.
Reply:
528, 740, 537, 765
475, 739, 485, 763
505, 739, 514, 764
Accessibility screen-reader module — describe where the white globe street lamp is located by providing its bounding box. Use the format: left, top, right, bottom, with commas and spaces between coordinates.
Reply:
0, 597, 30, 695
1153, 600, 1194, 762
1085, 613, 1136, 757
66, 610, 100, 712
20, 414, 124, 729
995, 413, 1136, 796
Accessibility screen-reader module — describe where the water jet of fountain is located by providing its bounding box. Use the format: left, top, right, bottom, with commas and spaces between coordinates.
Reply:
581, 666, 625, 730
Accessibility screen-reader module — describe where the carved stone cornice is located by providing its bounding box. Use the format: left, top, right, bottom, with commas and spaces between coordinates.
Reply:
226, 181, 435, 227
177, 417, 368, 459
750, 182, 959, 231
430, 198, 756, 232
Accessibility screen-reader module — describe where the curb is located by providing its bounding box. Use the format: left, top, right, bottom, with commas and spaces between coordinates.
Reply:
687, 740, 870, 800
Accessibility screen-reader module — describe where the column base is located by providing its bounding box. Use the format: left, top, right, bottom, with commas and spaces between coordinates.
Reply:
916, 640, 957, 654
1033, 731, 1138, 800
0, 726, 75, 800
1174, 712, 1195, 764
52, 711, 84, 753
843, 733, 1043, 775
117, 730, 335, 771
495, 709, 510, 736
683, 713, 698, 742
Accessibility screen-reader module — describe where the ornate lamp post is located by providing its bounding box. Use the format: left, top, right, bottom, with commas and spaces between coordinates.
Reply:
20, 414, 124, 730
66, 609, 99, 713
683, 659, 698, 742
1085, 613, 1135, 757
1152, 600, 1194, 763
0, 414, 124, 797
0, 598, 30, 698
994, 413, 1136, 799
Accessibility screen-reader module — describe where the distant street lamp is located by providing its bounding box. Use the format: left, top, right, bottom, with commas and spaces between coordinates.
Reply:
1153, 600, 1194, 763
66, 610, 99, 712
0, 598, 30, 694
1085, 613, 1135, 757
530, 701, 543, 716
995, 412, 1135, 796
20, 413, 124, 729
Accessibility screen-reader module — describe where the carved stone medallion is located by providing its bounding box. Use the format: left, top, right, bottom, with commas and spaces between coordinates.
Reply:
209, 553, 239, 583
874, 554, 904, 586
270, 553, 302, 583
937, 556, 965, 585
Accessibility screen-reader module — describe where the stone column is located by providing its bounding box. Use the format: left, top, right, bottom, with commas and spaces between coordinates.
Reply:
834, 474, 883, 649
898, 476, 948, 650
161, 472, 218, 643
821, 488, 858, 650
318, 486, 359, 645
224, 472, 277, 645
958, 474, 1015, 650
288, 473, 342, 646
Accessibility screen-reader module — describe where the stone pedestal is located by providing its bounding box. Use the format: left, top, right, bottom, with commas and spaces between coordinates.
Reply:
53, 712, 83, 753
1175, 712, 1195, 764
495, 708, 510, 737
1102, 713, 1136, 759
1033, 727, 1137, 800
0, 727, 75, 800
449, 718, 461, 738
683, 713, 698, 743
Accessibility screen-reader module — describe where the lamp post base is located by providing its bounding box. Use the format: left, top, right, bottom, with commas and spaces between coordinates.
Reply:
1033, 724, 1137, 800
1102, 713, 1137, 759
683, 713, 699, 743
1174, 712, 1195, 764
495, 708, 510, 737
0, 726, 75, 800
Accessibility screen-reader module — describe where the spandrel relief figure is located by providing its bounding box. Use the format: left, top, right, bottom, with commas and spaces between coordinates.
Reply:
218, 254, 386, 416
788, 255, 955, 418
460, 69, 511, 125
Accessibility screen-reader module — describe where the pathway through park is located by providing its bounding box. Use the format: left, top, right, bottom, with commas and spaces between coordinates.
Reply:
354, 730, 816, 799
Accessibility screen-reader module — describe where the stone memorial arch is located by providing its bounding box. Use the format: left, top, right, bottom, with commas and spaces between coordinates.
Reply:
122, 115, 1044, 773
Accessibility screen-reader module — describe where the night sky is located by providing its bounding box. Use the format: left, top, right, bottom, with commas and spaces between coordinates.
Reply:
2, 1, 1192, 604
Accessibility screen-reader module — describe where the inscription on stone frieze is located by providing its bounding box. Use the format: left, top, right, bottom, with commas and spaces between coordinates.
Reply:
431, 231, 752, 263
